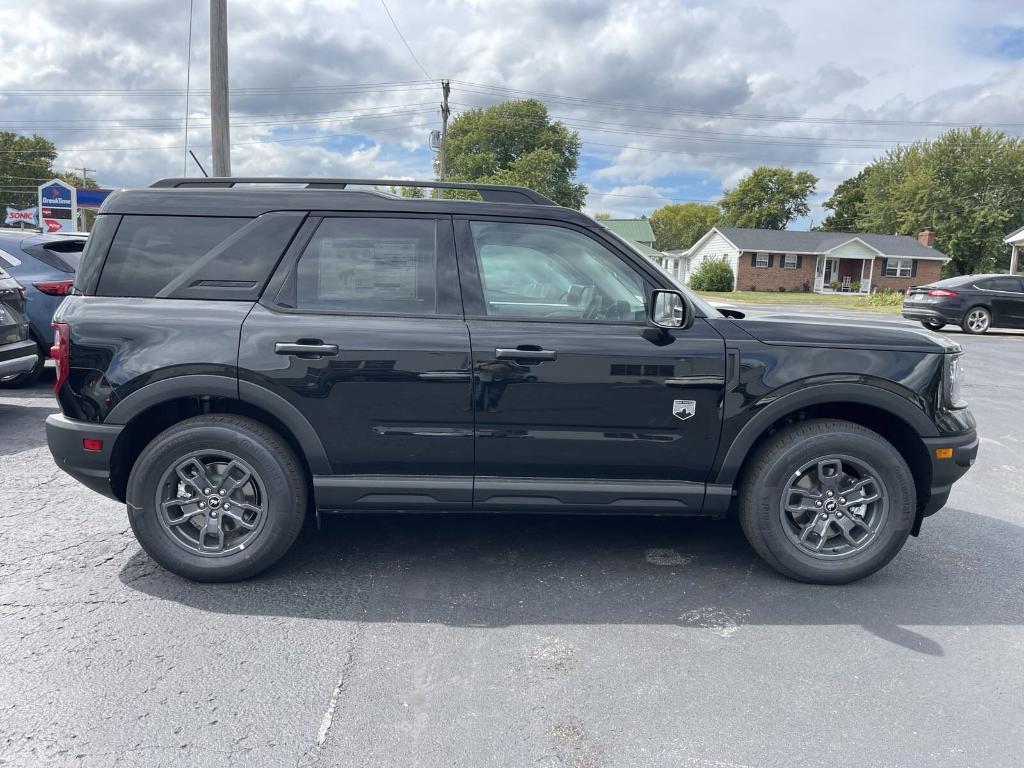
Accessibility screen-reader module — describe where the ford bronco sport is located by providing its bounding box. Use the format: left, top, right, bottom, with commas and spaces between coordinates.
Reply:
45, 178, 978, 584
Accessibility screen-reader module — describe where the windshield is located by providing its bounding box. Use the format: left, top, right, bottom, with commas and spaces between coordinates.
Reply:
601, 228, 723, 318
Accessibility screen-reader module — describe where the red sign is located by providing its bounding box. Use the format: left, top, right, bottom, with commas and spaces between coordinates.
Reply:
43, 218, 63, 233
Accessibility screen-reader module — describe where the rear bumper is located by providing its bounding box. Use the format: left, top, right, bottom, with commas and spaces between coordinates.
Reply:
45, 413, 123, 501
920, 428, 978, 517
0, 339, 37, 377
901, 306, 962, 324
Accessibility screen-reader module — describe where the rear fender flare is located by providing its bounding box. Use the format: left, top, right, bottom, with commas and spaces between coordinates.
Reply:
105, 374, 330, 474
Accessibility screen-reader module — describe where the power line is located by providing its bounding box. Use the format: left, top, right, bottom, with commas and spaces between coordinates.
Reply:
183, 0, 195, 176
379, 0, 433, 80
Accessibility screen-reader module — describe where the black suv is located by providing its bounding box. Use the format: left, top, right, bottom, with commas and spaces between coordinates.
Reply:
902, 273, 1024, 334
0, 267, 36, 379
46, 178, 978, 584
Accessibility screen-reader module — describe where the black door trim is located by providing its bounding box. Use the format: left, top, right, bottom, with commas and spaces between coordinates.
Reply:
473, 476, 709, 514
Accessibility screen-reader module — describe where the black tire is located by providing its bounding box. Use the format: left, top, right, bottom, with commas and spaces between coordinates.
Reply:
126, 414, 307, 582
961, 306, 991, 334
920, 320, 945, 331
0, 341, 45, 388
739, 419, 916, 584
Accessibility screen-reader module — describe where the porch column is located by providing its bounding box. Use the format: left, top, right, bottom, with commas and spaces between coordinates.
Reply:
1011, 244, 1019, 275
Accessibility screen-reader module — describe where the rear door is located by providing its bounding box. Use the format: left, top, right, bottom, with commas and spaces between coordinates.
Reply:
239, 213, 474, 511
455, 216, 726, 513
980, 276, 1024, 326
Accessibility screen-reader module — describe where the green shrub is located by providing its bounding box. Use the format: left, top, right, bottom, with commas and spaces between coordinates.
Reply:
690, 259, 734, 292
861, 289, 904, 307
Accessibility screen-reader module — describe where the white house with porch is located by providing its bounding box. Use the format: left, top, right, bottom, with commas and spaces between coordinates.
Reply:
1004, 225, 1023, 274
685, 227, 949, 293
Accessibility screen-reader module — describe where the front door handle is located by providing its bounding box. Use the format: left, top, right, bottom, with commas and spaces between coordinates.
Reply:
495, 347, 557, 362
275, 341, 339, 358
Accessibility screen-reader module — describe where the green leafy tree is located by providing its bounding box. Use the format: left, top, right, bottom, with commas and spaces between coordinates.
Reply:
593, 212, 611, 220
0, 132, 58, 209
820, 167, 873, 231
440, 99, 587, 209
649, 202, 721, 250
718, 166, 818, 229
841, 127, 1024, 274
689, 258, 734, 292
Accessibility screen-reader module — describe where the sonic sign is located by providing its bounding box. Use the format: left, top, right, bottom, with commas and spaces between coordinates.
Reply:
37, 178, 77, 233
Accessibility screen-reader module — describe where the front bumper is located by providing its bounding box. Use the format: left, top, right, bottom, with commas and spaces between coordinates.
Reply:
920, 428, 978, 517
45, 413, 124, 501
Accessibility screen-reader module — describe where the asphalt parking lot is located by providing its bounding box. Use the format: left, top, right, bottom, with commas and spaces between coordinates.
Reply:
1, 310, 1022, 768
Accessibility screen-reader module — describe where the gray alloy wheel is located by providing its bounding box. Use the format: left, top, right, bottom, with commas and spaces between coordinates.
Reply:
156, 451, 268, 556
779, 455, 888, 559
962, 307, 991, 334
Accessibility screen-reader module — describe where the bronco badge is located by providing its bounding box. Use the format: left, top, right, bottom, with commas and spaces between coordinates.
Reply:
672, 400, 696, 421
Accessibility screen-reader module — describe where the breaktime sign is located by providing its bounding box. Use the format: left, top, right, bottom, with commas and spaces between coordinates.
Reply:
37, 178, 77, 233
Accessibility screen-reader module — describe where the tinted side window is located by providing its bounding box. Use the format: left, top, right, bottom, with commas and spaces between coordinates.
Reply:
294, 218, 438, 314
980, 277, 1024, 292
469, 221, 646, 321
97, 216, 247, 298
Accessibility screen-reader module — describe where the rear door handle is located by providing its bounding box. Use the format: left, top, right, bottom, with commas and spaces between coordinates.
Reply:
275, 341, 339, 358
495, 347, 557, 362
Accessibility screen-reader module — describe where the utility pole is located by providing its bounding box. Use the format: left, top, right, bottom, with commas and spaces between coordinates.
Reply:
438, 79, 450, 198
74, 166, 95, 232
209, 0, 231, 176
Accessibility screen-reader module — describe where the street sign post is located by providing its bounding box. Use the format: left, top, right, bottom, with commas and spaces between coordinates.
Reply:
37, 179, 78, 233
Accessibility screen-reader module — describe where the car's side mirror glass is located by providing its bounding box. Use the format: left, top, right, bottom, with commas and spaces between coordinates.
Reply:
650, 289, 686, 328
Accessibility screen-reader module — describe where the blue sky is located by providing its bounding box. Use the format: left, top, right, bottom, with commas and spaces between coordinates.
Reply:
1, 0, 1023, 228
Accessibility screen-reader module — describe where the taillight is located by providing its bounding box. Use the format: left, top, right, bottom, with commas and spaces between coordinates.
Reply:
927, 289, 957, 298
51, 321, 70, 392
34, 279, 74, 296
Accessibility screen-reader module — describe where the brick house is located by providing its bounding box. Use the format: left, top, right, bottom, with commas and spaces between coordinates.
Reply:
684, 227, 948, 293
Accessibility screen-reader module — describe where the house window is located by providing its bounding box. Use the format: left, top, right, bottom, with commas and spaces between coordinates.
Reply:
755, 253, 770, 268
884, 258, 913, 278
783, 253, 798, 269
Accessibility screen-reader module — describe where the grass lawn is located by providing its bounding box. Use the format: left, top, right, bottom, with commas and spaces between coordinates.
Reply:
696, 290, 903, 314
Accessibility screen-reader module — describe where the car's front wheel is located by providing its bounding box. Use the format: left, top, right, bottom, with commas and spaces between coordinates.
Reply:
961, 306, 991, 334
126, 414, 307, 582
739, 419, 916, 584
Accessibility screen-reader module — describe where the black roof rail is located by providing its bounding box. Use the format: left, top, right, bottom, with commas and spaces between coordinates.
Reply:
149, 177, 558, 206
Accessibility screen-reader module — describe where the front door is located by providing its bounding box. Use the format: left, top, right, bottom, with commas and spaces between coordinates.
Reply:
455, 217, 726, 513
239, 214, 474, 510
982, 276, 1024, 327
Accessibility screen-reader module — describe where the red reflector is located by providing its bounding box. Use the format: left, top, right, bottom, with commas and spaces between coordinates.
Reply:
34, 279, 74, 296
82, 438, 103, 452
928, 289, 957, 297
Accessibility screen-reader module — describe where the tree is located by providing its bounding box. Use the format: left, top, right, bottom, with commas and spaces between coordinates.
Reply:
834, 127, 1024, 274
718, 166, 818, 230
440, 99, 587, 209
649, 202, 720, 250
0, 132, 58, 209
820, 167, 873, 231
593, 212, 611, 220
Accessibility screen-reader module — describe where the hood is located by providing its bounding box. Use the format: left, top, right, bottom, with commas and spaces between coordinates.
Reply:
734, 313, 961, 354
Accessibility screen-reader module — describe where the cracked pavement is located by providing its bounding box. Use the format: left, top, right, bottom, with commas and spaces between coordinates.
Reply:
1, 315, 1022, 767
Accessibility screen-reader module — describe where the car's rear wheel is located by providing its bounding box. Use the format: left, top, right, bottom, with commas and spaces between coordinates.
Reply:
961, 306, 991, 334
0, 340, 45, 388
739, 419, 916, 584
126, 414, 307, 582
921, 320, 945, 331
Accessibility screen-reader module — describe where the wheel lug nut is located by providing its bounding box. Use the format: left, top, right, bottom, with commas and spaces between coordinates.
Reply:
204, 488, 211, 494
839, 497, 846, 504
826, 491, 834, 497
820, 513, 828, 520
815, 501, 823, 507
199, 502, 206, 509
223, 504, 230, 510
219, 490, 226, 496
836, 512, 844, 518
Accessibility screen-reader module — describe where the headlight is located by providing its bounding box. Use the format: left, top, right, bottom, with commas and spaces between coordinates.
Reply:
945, 354, 966, 407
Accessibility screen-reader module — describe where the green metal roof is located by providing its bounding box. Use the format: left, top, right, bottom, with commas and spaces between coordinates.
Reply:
601, 218, 655, 245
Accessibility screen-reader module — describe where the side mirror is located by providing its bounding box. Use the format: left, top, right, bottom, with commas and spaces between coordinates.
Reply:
649, 289, 687, 329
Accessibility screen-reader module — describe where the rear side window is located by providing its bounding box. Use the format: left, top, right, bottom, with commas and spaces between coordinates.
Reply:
293, 217, 438, 314
979, 277, 1023, 292
97, 216, 247, 298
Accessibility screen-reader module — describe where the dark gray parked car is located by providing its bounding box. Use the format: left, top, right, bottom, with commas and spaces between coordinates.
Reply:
0, 267, 37, 379
902, 274, 1024, 334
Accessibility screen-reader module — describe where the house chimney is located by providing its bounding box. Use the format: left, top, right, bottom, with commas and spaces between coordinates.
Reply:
918, 228, 935, 247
